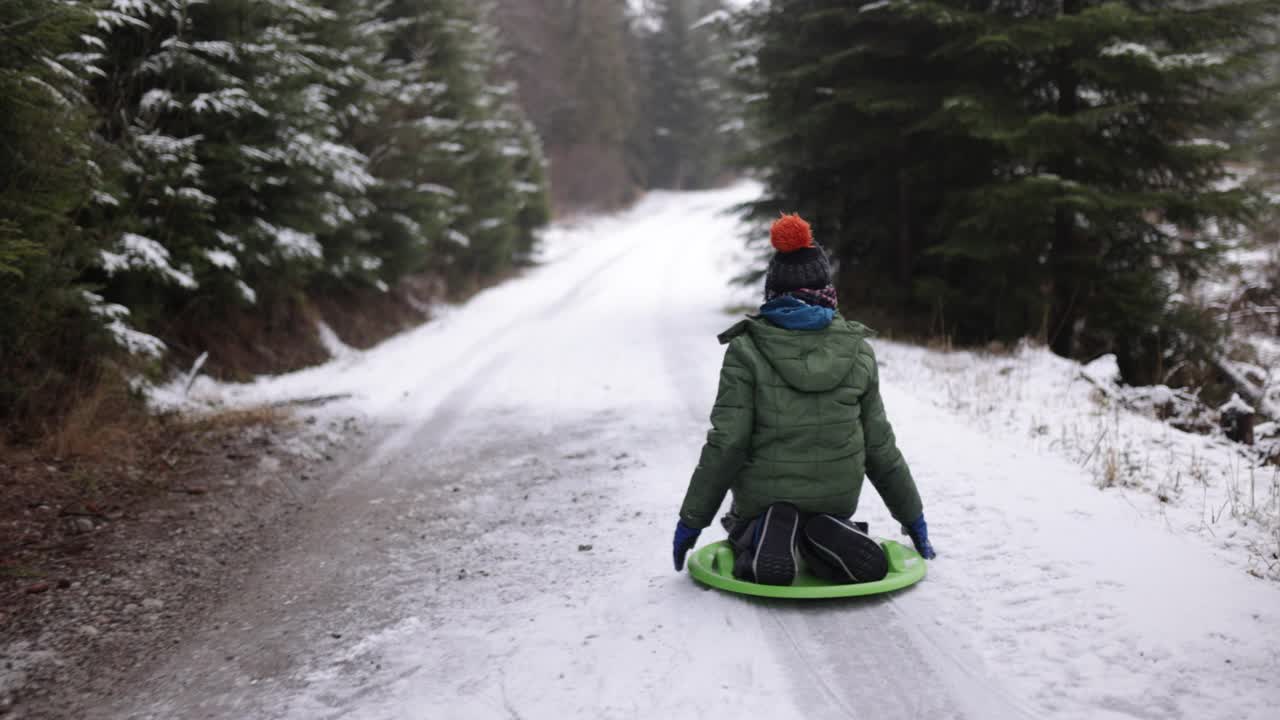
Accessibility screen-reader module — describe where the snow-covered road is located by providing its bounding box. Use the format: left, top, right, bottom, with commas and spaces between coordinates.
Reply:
112, 184, 1280, 720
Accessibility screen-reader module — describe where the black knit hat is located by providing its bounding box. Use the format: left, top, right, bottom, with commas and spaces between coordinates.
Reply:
764, 214, 831, 299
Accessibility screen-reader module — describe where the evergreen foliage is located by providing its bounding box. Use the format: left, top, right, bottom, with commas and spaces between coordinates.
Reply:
0, 0, 105, 424
2, 0, 749, 437
0, 0, 551, 434
740, 0, 1278, 384
636, 0, 742, 190
359, 0, 549, 287
1252, 51, 1280, 190
554, 0, 640, 208
489, 0, 746, 207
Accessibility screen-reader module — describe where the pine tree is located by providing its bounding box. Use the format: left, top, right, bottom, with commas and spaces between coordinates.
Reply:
645, 0, 706, 189
743, 0, 1278, 382
0, 0, 107, 422
738, 0, 987, 329
639, 0, 740, 190
490, 0, 745, 208
499, 101, 553, 262
1, 0, 551, 428
553, 0, 639, 208
87, 0, 379, 325
941, 0, 1276, 380
689, 0, 749, 184
0, 0, 94, 278
370, 0, 548, 288
1249, 51, 1280, 227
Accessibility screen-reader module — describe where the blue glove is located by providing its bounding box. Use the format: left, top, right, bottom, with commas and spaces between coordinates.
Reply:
672, 521, 701, 571
903, 515, 936, 559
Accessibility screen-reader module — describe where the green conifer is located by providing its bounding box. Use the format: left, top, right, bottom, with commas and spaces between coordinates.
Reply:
742, 0, 1278, 381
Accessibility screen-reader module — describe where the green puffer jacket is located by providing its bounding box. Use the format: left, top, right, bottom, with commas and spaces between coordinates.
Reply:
678, 316, 923, 530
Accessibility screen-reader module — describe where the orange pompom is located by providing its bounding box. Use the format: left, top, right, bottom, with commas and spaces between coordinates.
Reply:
770, 213, 813, 253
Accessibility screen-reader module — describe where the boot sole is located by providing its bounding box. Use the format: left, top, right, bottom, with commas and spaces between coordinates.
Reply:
753, 504, 799, 586
804, 515, 888, 583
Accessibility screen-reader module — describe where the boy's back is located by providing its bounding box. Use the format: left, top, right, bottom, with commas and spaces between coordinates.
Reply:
679, 315, 921, 530
671, 213, 936, 585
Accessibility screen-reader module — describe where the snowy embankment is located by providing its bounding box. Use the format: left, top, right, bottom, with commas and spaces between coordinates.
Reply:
872, 341, 1279, 581
128, 183, 1278, 720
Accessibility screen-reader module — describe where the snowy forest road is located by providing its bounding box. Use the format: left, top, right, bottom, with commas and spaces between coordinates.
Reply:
100, 185, 1279, 720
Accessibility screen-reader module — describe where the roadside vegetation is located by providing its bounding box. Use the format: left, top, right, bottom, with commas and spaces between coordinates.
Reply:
0, 0, 743, 452
734, 1, 1278, 389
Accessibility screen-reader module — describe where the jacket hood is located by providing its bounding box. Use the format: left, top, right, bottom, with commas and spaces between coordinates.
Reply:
720, 317, 871, 393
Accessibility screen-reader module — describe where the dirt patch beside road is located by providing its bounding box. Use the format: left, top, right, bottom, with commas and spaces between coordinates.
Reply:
0, 409, 363, 718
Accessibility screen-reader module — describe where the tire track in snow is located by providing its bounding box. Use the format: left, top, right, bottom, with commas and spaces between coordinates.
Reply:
884, 595, 1038, 719
354, 218, 665, 471
91, 201, 686, 720
763, 603, 863, 719
97, 185, 1049, 719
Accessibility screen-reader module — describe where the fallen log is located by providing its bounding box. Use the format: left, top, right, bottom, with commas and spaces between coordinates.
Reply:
1212, 355, 1280, 422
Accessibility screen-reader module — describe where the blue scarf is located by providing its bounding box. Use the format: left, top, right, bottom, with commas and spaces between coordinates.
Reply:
760, 295, 834, 331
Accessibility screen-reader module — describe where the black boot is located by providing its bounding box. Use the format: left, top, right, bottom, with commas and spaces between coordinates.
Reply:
801, 514, 888, 583
731, 503, 800, 586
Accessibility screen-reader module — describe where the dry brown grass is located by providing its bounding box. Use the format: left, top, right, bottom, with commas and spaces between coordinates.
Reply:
173, 404, 289, 435
2, 364, 288, 475
40, 373, 149, 463
1, 380, 289, 566
925, 335, 956, 354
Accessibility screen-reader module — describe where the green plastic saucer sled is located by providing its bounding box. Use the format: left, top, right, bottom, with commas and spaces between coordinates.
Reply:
687, 539, 926, 599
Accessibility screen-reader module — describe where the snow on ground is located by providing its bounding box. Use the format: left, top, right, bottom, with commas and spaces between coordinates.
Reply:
131, 183, 1280, 719
861, 341, 1280, 717
870, 341, 1280, 582
153, 190, 758, 425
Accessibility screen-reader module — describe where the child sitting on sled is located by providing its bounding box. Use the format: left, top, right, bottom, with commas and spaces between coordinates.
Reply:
672, 214, 935, 586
